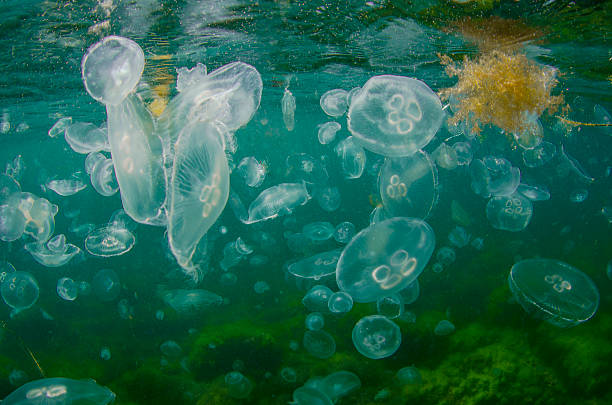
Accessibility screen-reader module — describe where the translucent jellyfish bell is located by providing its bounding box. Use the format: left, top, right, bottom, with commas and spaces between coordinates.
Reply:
292, 386, 333, 405
470, 156, 520, 198
434, 320, 455, 336
318, 122, 341, 144
347, 75, 443, 157
92, 269, 121, 302
64, 122, 109, 154
320, 89, 349, 117
333, 221, 356, 244
85, 225, 135, 257
522, 141, 556, 168
1, 271, 39, 310
314, 185, 341, 212
57, 277, 78, 301
225, 371, 253, 399
245, 182, 310, 224
486, 193, 533, 232
320, 371, 361, 401
509, 258, 599, 327
376, 294, 404, 319
303, 330, 336, 359
282, 88, 296, 131
305, 312, 325, 331
90, 157, 119, 197
288, 249, 341, 281
336, 217, 435, 303
0, 261, 16, 283
335, 136, 366, 179
432, 143, 458, 170
302, 222, 335, 242
168, 121, 229, 272
302, 285, 333, 312
328, 291, 353, 313
46, 178, 87, 197
2, 377, 115, 405
25, 234, 81, 267
0, 204, 26, 242
237, 156, 266, 188
379, 151, 438, 219
81, 36, 145, 105
352, 315, 401, 359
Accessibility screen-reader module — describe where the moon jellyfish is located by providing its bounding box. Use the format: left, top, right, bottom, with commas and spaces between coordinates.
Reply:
335, 136, 366, 179
434, 320, 455, 336
11, 193, 58, 242
1, 271, 39, 310
175, 62, 207, 93
303, 330, 336, 359
237, 156, 266, 188
318, 122, 341, 144
432, 143, 458, 170
314, 185, 341, 212
320, 89, 349, 117
522, 141, 556, 168
305, 312, 325, 331
436, 246, 456, 266
0, 261, 16, 283
25, 234, 81, 267
82, 36, 144, 105
253, 281, 270, 294
282, 88, 296, 131
46, 178, 87, 197
85, 225, 135, 257
376, 294, 404, 319
0, 204, 26, 242
328, 291, 353, 313
292, 386, 333, 405
333, 221, 355, 244
512, 118, 543, 150
64, 122, 109, 154
2, 377, 115, 405
90, 156, 119, 196
302, 285, 333, 312
448, 226, 470, 248
57, 277, 78, 301
288, 249, 341, 281
432, 262, 444, 273
160, 340, 183, 359
347, 75, 443, 157
509, 259, 599, 327
168, 122, 229, 272
162, 289, 223, 313
246, 182, 310, 224
92, 269, 121, 302
470, 156, 520, 198
352, 315, 401, 359
48, 117, 72, 138
106, 93, 166, 225
379, 151, 438, 219
337, 217, 435, 303
225, 371, 253, 399
569, 189, 588, 203
286, 153, 329, 185
320, 371, 361, 401
280, 367, 297, 383
302, 222, 335, 242
517, 183, 550, 201
486, 194, 533, 232
396, 366, 422, 385
453, 142, 472, 165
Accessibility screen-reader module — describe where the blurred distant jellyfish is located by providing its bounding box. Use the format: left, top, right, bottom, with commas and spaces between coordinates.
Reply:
292, 386, 333, 405
85, 225, 135, 257
303, 330, 336, 359
376, 294, 404, 319
282, 88, 296, 131
434, 320, 455, 336
305, 312, 325, 331
57, 277, 78, 301
225, 371, 253, 399
436, 246, 456, 266
117, 299, 134, 320
431, 262, 444, 273
160, 340, 183, 360
334, 222, 355, 244
100, 347, 111, 360
319, 371, 361, 401
8, 369, 28, 387
285, 153, 329, 186
92, 269, 121, 302
379, 151, 438, 219
347, 75, 443, 157
395, 366, 422, 385
302, 222, 335, 242
219, 272, 238, 286
509, 258, 599, 327
470, 237, 484, 250
314, 185, 341, 212
335, 136, 366, 179
162, 289, 223, 313
2, 377, 115, 405
1, 271, 39, 310
328, 291, 353, 314
155, 310, 165, 321
237, 157, 266, 188
318, 122, 341, 144
448, 226, 470, 248
280, 367, 297, 383
336, 217, 435, 303
486, 193, 533, 232
352, 315, 401, 359
25, 234, 81, 267
569, 189, 588, 203
302, 285, 333, 312
253, 281, 270, 294
320, 89, 349, 117
81, 36, 145, 105
399, 279, 419, 305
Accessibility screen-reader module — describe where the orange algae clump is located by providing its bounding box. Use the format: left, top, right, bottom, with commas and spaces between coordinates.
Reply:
439, 50, 563, 136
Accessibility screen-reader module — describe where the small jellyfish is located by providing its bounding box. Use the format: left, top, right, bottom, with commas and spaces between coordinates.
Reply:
8, 369, 28, 387
302, 221, 335, 242
522, 141, 556, 168
1, 271, 39, 310
453, 142, 472, 165
237, 157, 266, 188
352, 315, 401, 359
470, 237, 484, 250
225, 371, 253, 399
303, 330, 336, 359
486, 193, 533, 232
282, 88, 296, 131
399, 279, 420, 305
434, 320, 455, 336
160, 340, 183, 359
334, 221, 356, 244
431, 262, 444, 273
376, 294, 404, 319
90, 156, 119, 197
318, 122, 341, 144
288, 249, 341, 281
56, 277, 78, 301
314, 185, 341, 212
432, 143, 458, 170
219, 272, 238, 286
280, 367, 297, 383
92, 269, 121, 302
48, 117, 72, 138
85, 225, 135, 257
253, 281, 270, 294
100, 347, 111, 360
320, 89, 349, 117
448, 226, 470, 248
292, 386, 333, 405
25, 234, 81, 267
117, 299, 134, 320
395, 366, 422, 385
470, 156, 520, 198
320, 371, 361, 401
155, 310, 165, 320
517, 183, 550, 202
305, 312, 325, 331
335, 136, 366, 179
46, 178, 88, 197
64, 122, 109, 154
328, 291, 353, 314
82, 36, 145, 105
302, 285, 333, 312
569, 189, 588, 203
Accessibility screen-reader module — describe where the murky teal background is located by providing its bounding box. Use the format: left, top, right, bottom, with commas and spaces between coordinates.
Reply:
0, 1, 611, 404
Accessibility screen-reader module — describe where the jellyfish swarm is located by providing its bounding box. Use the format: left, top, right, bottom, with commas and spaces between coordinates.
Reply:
336, 217, 435, 303
347, 75, 443, 157
509, 258, 599, 327
379, 151, 438, 219
352, 315, 401, 359
167, 121, 229, 273
2, 377, 115, 405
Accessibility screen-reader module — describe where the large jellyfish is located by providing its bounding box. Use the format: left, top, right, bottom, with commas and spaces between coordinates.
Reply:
509, 258, 599, 327
347, 75, 443, 157
336, 217, 435, 303
2, 377, 115, 405
167, 121, 229, 273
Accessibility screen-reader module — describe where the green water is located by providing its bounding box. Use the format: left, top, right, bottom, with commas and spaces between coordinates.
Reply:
1, 0, 612, 404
